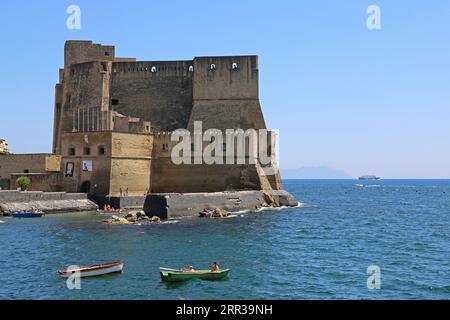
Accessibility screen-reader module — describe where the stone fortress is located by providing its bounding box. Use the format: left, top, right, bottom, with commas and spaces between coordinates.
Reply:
0, 41, 297, 217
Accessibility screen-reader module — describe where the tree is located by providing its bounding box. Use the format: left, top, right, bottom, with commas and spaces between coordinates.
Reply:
16, 176, 31, 191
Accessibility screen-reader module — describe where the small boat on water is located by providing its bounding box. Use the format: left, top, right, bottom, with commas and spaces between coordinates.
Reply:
0, 220, 5, 224
58, 261, 124, 278
160, 267, 230, 282
358, 175, 381, 180
12, 212, 44, 218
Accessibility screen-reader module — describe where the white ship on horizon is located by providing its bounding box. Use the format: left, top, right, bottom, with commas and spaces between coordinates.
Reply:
358, 175, 381, 180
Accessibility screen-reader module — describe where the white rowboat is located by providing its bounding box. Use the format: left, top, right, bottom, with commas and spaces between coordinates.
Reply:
58, 261, 124, 278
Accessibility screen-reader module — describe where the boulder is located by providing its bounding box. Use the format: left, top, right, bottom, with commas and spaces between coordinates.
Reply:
136, 211, 146, 219
150, 216, 161, 223
125, 212, 137, 219
103, 216, 133, 224
211, 208, 229, 218
199, 208, 214, 217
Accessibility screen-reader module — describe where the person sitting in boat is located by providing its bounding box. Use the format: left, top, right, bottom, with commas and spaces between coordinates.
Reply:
185, 266, 195, 272
211, 262, 220, 272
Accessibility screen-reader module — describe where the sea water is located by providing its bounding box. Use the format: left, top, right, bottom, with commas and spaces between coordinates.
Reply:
0, 179, 448, 299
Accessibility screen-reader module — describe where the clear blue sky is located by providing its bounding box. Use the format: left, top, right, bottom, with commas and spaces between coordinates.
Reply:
0, 1, 449, 178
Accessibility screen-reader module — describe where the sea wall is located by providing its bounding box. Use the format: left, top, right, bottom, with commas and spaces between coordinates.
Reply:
0, 191, 98, 215
144, 190, 298, 219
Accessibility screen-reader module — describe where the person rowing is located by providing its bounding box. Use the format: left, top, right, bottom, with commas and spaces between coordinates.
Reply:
211, 262, 220, 272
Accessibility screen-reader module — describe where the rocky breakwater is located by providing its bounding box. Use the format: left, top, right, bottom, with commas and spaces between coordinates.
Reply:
145, 189, 299, 219
103, 210, 161, 225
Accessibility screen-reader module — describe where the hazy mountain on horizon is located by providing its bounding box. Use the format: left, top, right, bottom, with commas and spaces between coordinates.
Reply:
281, 166, 354, 179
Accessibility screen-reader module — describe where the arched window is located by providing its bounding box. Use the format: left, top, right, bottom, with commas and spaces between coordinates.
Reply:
210, 63, 216, 71
231, 62, 238, 70
188, 65, 194, 72
151, 66, 157, 73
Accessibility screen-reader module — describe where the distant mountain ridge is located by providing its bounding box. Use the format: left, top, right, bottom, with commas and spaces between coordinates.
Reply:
281, 166, 354, 179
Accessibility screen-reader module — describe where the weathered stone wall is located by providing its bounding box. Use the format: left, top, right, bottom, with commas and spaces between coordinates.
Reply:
109, 132, 152, 196
110, 61, 193, 131
60, 132, 152, 196
64, 40, 115, 71
188, 56, 266, 131
10, 173, 61, 192
60, 132, 113, 194
151, 158, 261, 193
0, 154, 61, 190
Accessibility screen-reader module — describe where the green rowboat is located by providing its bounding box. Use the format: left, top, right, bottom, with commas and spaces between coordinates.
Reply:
160, 269, 230, 282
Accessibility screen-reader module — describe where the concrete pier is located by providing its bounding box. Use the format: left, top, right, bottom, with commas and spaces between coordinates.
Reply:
0, 191, 98, 215
143, 190, 298, 219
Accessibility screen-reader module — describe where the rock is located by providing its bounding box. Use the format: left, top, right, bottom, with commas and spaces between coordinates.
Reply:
103, 216, 133, 224
150, 216, 161, 223
270, 190, 299, 207
136, 211, 146, 219
199, 208, 214, 217
263, 191, 276, 206
125, 212, 137, 219
211, 208, 229, 218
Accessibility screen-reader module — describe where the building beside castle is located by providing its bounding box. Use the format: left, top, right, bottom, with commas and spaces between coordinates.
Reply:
0, 41, 284, 200
0, 139, 8, 155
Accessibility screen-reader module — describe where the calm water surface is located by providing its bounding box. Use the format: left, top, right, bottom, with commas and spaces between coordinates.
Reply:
0, 180, 449, 299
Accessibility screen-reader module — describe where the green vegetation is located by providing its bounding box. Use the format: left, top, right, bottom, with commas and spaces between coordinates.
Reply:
16, 176, 31, 191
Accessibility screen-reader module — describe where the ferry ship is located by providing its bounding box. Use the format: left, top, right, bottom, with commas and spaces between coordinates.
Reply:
358, 175, 381, 180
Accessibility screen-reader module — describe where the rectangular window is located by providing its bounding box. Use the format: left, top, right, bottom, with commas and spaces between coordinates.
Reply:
101, 62, 108, 72
68, 148, 76, 156
84, 147, 91, 155
112, 99, 119, 106
98, 147, 105, 155
24, 170, 29, 173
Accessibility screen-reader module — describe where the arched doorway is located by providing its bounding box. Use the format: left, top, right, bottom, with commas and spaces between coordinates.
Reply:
80, 181, 91, 194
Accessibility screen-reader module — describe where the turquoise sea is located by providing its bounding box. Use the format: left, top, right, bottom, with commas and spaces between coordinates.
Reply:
0, 180, 449, 300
